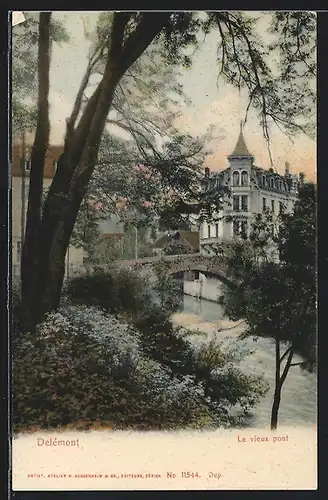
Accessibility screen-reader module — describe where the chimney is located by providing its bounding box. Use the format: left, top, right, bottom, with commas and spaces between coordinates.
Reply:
285, 161, 290, 176
205, 166, 210, 177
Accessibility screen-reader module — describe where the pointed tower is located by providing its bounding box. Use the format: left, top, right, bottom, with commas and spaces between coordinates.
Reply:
228, 122, 254, 164
227, 122, 254, 190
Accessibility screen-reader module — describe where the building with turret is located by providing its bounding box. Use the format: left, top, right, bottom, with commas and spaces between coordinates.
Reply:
200, 124, 299, 255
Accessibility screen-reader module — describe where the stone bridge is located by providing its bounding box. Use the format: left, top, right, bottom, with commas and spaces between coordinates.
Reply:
119, 253, 232, 285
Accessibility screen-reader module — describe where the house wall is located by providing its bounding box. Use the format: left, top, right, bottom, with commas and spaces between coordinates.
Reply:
11, 175, 86, 279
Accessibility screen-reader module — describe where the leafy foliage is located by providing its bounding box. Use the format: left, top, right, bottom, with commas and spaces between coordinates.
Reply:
73, 128, 217, 249
13, 295, 267, 431
218, 181, 316, 427
163, 240, 197, 256
207, 11, 316, 155
65, 267, 151, 318
12, 12, 69, 136
220, 182, 316, 360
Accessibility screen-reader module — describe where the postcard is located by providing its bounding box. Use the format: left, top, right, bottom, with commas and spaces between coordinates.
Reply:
10, 10, 317, 491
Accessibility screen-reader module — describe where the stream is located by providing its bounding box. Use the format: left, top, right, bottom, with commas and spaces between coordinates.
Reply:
172, 294, 317, 428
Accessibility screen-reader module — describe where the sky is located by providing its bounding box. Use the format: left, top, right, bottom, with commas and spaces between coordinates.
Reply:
36, 11, 316, 181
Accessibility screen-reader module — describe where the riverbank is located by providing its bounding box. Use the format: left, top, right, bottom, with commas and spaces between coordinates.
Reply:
171, 311, 246, 339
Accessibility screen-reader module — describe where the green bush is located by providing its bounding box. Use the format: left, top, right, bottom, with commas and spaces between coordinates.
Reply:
12, 302, 268, 432
13, 266, 268, 432
66, 268, 195, 375
65, 267, 152, 318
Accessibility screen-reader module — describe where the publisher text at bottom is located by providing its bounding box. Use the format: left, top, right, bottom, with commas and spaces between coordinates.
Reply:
27, 472, 222, 480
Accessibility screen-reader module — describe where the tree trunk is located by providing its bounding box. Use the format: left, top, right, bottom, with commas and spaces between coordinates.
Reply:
270, 338, 295, 430
38, 159, 100, 315
21, 12, 52, 328
271, 338, 281, 430
271, 386, 281, 430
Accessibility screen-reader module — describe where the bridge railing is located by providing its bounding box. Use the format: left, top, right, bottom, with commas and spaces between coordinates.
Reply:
118, 254, 203, 266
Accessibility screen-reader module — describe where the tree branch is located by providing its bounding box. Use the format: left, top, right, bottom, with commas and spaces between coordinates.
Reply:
65, 41, 107, 149
117, 13, 171, 74
106, 119, 161, 159
280, 345, 292, 363
110, 12, 131, 57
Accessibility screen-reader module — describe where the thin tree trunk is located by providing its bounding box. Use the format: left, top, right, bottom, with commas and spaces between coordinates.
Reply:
271, 339, 281, 430
270, 292, 312, 430
21, 12, 52, 327
271, 339, 295, 430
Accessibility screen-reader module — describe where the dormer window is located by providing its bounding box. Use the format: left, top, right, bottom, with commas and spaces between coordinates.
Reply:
25, 160, 31, 171
241, 171, 248, 186
233, 171, 240, 186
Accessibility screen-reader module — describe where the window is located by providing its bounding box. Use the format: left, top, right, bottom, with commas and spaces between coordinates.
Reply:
233, 171, 240, 186
262, 197, 266, 211
215, 223, 219, 238
207, 225, 211, 238
16, 241, 21, 262
279, 202, 285, 214
233, 220, 240, 236
241, 171, 248, 186
241, 195, 248, 212
25, 160, 31, 171
271, 199, 275, 213
240, 220, 248, 238
270, 178, 274, 188
279, 180, 282, 191
233, 195, 240, 211
262, 175, 266, 185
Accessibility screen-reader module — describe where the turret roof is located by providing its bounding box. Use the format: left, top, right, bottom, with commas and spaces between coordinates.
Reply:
228, 122, 253, 158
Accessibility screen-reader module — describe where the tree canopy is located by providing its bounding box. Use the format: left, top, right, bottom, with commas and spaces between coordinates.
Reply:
12, 12, 69, 136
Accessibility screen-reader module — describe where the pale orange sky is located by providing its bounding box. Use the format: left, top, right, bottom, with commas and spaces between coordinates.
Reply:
45, 12, 316, 182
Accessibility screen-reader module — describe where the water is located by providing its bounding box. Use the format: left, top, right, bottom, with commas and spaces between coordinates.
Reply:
180, 294, 317, 428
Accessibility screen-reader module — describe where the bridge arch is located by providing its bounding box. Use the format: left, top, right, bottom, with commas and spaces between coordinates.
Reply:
121, 253, 234, 287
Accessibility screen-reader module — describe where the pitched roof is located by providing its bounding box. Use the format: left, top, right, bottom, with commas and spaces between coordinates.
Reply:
251, 165, 290, 192
178, 230, 200, 250
152, 234, 170, 249
228, 123, 253, 158
152, 231, 199, 251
